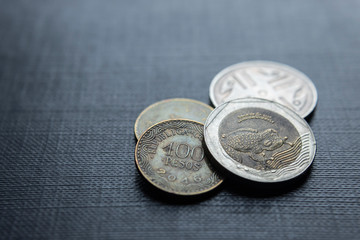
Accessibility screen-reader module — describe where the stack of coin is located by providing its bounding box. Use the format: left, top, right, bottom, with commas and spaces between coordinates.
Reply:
134, 99, 223, 195
134, 61, 317, 195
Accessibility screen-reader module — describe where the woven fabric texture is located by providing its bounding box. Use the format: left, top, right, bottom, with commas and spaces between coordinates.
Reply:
0, 1, 359, 239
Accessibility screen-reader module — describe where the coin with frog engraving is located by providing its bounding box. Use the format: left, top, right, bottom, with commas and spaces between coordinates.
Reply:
135, 119, 223, 195
204, 98, 316, 182
209, 61, 318, 118
134, 98, 213, 139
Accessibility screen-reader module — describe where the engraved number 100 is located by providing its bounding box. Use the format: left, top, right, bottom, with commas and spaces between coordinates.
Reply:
163, 142, 204, 161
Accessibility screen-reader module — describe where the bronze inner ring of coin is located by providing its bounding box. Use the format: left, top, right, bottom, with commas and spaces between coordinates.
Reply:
219, 108, 301, 171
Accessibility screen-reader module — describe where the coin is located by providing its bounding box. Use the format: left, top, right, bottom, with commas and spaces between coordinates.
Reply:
135, 119, 223, 195
204, 98, 316, 183
209, 61, 318, 118
134, 98, 213, 139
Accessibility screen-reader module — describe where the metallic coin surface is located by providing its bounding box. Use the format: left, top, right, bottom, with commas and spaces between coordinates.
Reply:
135, 119, 223, 195
134, 98, 213, 139
204, 98, 316, 183
209, 61, 318, 118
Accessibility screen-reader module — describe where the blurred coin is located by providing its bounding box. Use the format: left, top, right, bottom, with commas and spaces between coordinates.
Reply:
135, 119, 223, 195
204, 98, 316, 183
134, 98, 213, 139
209, 61, 318, 118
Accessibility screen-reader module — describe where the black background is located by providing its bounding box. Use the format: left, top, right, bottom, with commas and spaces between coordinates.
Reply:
1, 1, 359, 239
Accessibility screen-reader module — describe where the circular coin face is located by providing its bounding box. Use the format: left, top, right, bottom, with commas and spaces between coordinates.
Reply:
134, 98, 213, 139
204, 98, 316, 183
135, 119, 223, 195
209, 61, 318, 118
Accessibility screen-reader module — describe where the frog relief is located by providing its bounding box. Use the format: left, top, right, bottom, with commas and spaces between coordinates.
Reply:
221, 128, 288, 162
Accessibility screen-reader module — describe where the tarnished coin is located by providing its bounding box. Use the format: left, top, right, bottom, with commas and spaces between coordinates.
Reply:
134, 98, 213, 139
209, 61, 318, 118
135, 119, 223, 195
204, 98, 316, 183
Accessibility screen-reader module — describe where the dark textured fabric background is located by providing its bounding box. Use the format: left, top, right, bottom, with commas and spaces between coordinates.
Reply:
0, 1, 359, 239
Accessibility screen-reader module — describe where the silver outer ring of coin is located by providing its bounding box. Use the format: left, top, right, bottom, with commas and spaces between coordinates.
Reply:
209, 61, 318, 118
204, 98, 316, 183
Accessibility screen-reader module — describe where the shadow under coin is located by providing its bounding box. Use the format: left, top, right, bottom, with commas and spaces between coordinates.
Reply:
304, 106, 316, 123
134, 171, 223, 205
203, 140, 312, 198
222, 166, 312, 198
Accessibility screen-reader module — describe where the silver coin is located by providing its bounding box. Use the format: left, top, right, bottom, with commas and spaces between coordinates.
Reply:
209, 61, 318, 118
204, 98, 316, 183
134, 98, 213, 139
